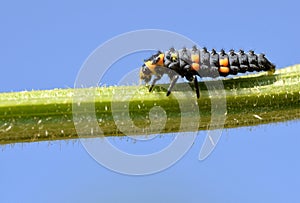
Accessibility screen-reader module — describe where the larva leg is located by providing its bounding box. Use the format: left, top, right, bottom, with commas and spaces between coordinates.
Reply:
149, 76, 161, 92
166, 75, 179, 96
149, 67, 166, 92
194, 76, 200, 99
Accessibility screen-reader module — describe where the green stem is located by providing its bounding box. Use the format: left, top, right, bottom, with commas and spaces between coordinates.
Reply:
0, 65, 299, 145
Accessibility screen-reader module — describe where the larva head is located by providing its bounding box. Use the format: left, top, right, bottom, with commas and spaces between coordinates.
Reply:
139, 51, 164, 84
139, 64, 152, 84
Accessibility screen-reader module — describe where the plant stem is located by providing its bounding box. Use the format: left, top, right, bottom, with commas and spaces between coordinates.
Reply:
0, 65, 299, 145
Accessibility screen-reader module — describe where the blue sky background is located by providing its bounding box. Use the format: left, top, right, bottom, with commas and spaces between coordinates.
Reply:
0, 0, 300, 202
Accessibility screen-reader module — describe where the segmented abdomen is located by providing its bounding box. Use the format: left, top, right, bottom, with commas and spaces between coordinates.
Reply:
174, 47, 275, 78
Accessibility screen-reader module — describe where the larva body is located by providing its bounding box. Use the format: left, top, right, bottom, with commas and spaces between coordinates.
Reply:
139, 46, 275, 98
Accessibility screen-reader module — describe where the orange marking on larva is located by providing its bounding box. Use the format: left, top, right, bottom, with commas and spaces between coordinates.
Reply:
157, 53, 165, 66
219, 66, 230, 73
191, 54, 199, 63
145, 60, 156, 72
191, 63, 200, 71
219, 58, 229, 67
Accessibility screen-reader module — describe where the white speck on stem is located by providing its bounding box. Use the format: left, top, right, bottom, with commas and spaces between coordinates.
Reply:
5, 125, 12, 132
253, 114, 263, 120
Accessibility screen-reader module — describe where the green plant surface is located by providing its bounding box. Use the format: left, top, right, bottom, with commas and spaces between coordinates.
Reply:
0, 64, 299, 145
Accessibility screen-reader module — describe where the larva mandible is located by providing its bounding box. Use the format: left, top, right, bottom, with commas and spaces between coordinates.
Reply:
139, 46, 275, 98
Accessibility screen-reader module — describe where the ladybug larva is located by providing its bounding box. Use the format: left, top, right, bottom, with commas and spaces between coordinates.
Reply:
139, 46, 275, 98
